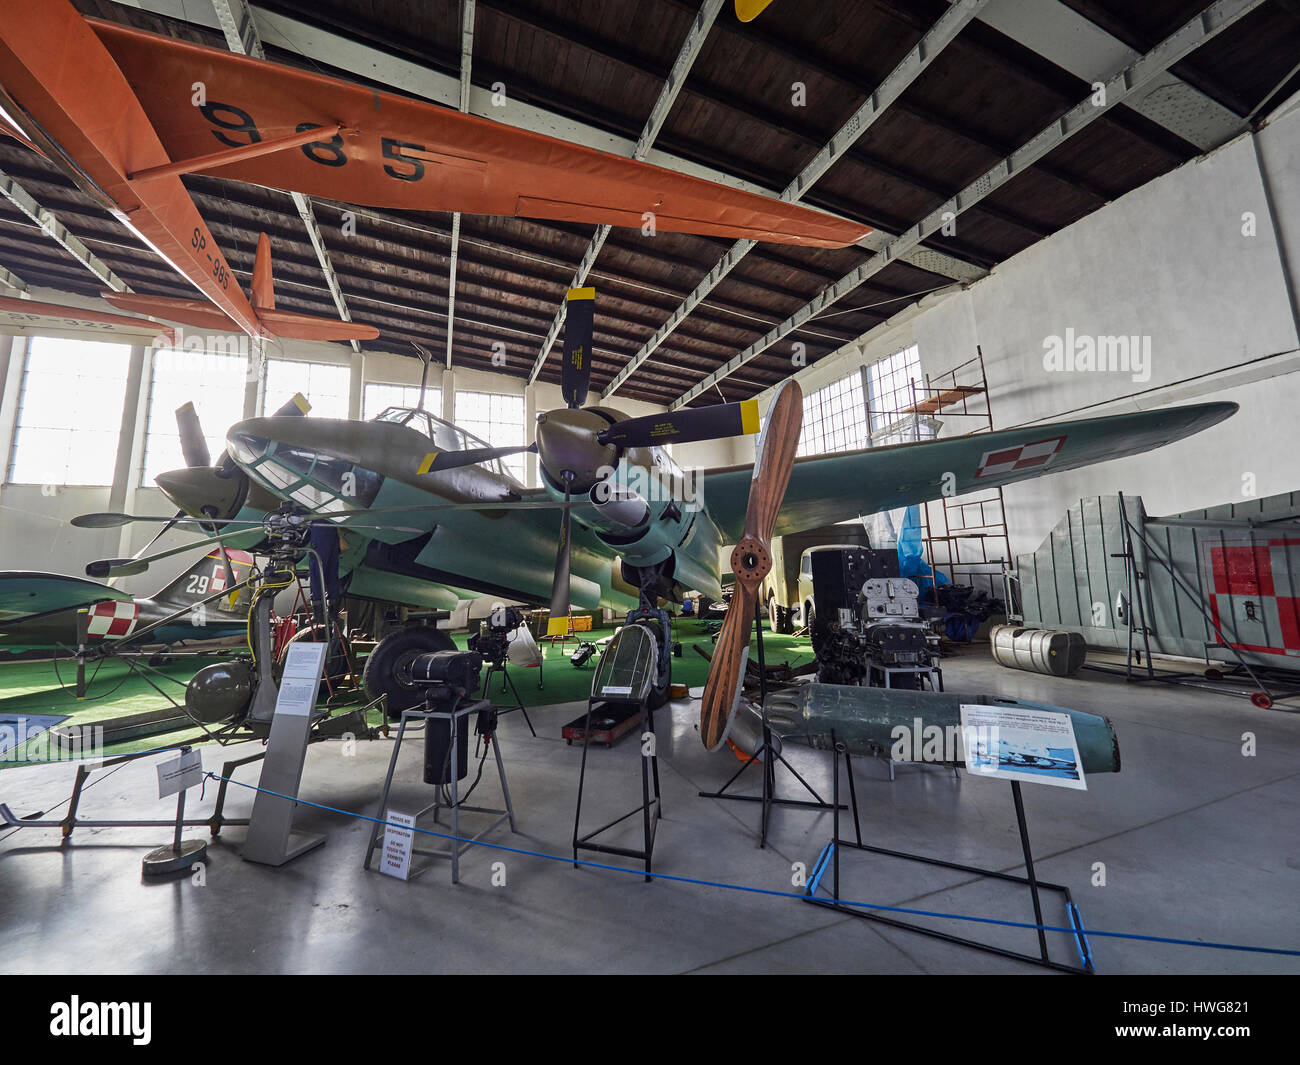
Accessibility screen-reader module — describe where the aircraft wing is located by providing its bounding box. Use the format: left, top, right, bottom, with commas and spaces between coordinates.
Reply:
86, 19, 868, 249
0, 571, 131, 625
0, 296, 175, 346
700, 401, 1238, 543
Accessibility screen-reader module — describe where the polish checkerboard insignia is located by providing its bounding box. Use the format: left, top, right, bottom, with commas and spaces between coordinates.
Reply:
975, 436, 1066, 479
86, 600, 140, 640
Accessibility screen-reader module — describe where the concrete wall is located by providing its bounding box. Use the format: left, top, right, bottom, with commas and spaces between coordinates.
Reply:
757, 99, 1300, 563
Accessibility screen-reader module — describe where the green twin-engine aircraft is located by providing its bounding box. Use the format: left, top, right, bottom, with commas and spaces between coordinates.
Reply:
71, 291, 1237, 715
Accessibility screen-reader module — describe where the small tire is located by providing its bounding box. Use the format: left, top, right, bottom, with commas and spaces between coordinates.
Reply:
362, 625, 456, 715
1251, 691, 1273, 710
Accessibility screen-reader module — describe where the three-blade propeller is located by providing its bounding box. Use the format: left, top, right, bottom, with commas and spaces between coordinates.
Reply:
699, 378, 803, 751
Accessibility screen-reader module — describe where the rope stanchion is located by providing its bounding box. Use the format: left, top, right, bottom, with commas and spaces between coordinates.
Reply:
205, 771, 1300, 960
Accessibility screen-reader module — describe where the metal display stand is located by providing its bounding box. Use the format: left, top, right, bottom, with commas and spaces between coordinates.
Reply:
364, 699, 516, 884
572, 701, 661, 881
804, 741, 1094, 974
867, 661, 944, 691
0, 744, 254, 839
698, 605, 841, 848
141, 780, 207, 876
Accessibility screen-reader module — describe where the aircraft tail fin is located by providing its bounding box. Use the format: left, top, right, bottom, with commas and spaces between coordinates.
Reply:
99, 233, 378, 342
251, 232, 274, 311
153, 549, 254, 615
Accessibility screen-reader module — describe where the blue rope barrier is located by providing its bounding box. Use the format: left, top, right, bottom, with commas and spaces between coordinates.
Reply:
206, 771, 1300, 959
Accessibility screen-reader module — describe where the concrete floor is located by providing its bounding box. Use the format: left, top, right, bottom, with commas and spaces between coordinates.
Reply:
1, 646, 1298, 974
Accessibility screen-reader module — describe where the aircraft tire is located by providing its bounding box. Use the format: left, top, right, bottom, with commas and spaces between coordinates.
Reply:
363, 625, 456, 715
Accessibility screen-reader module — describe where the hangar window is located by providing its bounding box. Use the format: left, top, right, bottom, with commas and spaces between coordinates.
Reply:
454, 390, 526, 481
141, 349, 247, 485
364, 383, 440, 419
265, 359, 350, 419
866, 344, 925, 437
7, 336, 131, 486
797, 372, 867, 457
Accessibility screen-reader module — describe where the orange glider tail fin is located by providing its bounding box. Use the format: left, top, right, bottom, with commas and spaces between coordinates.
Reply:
100, 233, 379, 343
251, 232, 274, 312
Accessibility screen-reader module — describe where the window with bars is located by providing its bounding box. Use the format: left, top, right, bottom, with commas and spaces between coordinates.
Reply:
141, 349, 248, 486
265, 359, 350, 420
453, 390, 526, 481
796, 372, 867, 457
7, 336, 132, 486
363, 382, 440, 420
866, 344, 925, 437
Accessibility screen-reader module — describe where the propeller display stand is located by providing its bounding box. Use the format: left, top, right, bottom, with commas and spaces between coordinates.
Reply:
697, 603, 843, 849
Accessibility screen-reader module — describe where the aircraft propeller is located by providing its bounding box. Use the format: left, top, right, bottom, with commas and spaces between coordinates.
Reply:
698, 378, 803, 751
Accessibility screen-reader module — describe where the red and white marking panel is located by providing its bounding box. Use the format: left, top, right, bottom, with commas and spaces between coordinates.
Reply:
86, 600, 140, 640
1204, 538, 1300, 658
975, 436, 1066, 479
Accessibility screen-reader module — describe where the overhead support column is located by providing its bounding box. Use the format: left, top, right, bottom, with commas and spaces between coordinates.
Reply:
672, 0, 1268, 409
446, 0, 476, 371
110, 343, 148, 513
212, 0, 363, 354
602, 0, 990, 400
527, 0, 726, 387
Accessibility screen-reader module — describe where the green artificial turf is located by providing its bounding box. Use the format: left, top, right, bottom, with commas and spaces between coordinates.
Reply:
450, 618, 816, 707
0, 619, 817, 766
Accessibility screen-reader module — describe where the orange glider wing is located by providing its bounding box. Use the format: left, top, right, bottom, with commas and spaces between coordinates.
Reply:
102, 292, 379, 343
0, 295, 177, 345
87, 20, 870, 249
0, 1, 261, 336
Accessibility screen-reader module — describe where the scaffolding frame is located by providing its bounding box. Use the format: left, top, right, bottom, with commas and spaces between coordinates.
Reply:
866, 346, 1010, 602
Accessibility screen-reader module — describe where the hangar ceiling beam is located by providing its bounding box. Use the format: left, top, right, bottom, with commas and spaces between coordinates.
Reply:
0, 169, 131, 293
445, 0, 476, 371
976, 0, 1250, 152
527, 0, 726, 387
116, 0, 988, 290
601, 0, 990, 400
0, 263, 29, 296
672, 0, 1268, 409
212, 0, 363, 354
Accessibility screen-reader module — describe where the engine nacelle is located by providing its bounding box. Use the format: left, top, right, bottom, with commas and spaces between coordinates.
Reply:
588, 480, 651, 531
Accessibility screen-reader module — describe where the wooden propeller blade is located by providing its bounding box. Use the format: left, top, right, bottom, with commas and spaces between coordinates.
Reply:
699, 379, 803, 750
699, 585, 757, 751
742, 379, 803, 543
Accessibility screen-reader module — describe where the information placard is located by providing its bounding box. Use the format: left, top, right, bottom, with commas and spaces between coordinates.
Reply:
380, 810, 415, 880
157, 749, 202, 798
960, 703, 1087, 790
274, 642, 327, 718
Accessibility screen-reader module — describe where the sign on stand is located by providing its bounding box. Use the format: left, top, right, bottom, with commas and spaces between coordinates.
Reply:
379, 810, 415, 880
242, 641, 329, 866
